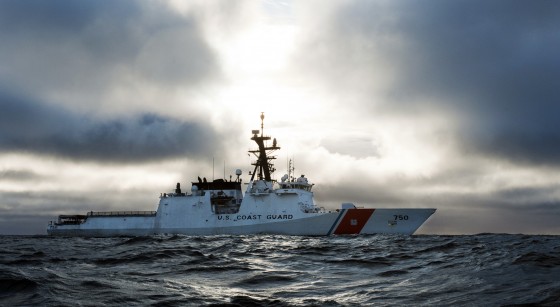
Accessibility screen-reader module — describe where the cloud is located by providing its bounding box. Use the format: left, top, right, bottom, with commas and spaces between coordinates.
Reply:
0, 90, 222, 162
0, 0, 221, 110
0, 169, 42, 181
319, 134, 381, 159
295, 0, 560, 166
1, 1, 559, 235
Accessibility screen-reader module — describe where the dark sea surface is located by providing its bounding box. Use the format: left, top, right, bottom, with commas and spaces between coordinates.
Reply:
1, 234, 559, 306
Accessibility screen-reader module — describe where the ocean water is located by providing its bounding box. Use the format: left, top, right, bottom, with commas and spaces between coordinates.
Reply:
1, 234, 559, 306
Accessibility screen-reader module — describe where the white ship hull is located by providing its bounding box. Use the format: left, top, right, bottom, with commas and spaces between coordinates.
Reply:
47, 208, 435, 237
48, 191, 435, 237
48, 114, 436, 237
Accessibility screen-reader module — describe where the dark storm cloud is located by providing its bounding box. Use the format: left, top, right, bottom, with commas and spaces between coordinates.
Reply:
0, 91, 221, 162
299, 0, 560, 166
0, 0, 219, 95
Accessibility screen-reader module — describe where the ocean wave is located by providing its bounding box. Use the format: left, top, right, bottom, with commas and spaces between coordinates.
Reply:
0, 276, 38, 294
233, 273, 298, 286
512, 251, 560, 268
1, 234, 560, 306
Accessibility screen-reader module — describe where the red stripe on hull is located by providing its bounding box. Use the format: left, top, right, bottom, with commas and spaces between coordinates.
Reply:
333, 209, 375, 235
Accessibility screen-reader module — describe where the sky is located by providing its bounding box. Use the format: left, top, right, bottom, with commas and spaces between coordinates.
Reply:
1, 0, 559, 235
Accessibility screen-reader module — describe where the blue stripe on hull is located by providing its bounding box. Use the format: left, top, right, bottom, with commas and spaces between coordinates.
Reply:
327, 209, 346, 235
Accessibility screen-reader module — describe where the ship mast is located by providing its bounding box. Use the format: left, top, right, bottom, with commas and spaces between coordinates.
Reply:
249, 113, 280, 182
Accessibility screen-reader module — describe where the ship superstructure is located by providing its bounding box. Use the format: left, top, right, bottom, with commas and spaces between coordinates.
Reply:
47, 114, 435, 236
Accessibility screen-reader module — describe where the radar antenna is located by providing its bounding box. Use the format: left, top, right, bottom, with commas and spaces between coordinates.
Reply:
260, 112, 265, 136
249, 113, 280, 182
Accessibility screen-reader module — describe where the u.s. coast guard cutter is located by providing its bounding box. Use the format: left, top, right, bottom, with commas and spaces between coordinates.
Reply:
47, 114, 435, 236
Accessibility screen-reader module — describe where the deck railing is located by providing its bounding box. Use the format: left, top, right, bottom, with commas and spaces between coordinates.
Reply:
87, 211, 157, 217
